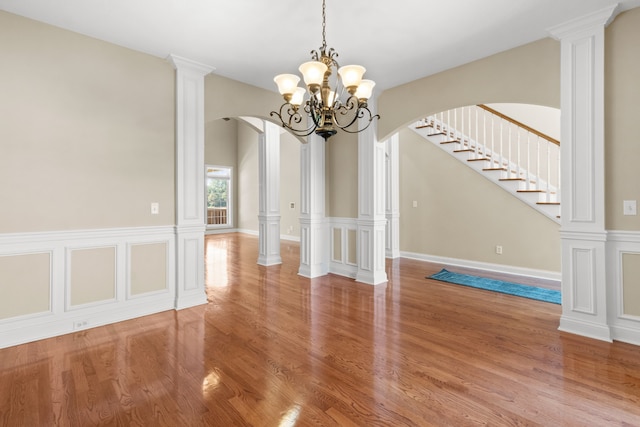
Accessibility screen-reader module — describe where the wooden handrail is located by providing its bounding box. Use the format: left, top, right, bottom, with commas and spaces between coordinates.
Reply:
478, 104, 560, 146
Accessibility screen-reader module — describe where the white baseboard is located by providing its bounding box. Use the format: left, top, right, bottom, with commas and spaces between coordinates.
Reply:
234, 228, 300, 242
0, 294, 175, 349
205, 227, 238, 235
400, 251, 561, 281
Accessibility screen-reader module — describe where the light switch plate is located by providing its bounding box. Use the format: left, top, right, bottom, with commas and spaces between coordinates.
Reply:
623, 200, 637, 216
151, 202, 159, 215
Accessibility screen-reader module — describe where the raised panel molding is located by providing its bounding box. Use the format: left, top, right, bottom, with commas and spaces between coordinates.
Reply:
0, 226, 176, 350
329, 218, 358, 279
607, 231, 640, 345
571, 248, 595, 313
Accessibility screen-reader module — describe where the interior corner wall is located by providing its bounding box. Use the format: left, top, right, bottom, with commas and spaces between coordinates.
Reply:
399, 128, 561, 273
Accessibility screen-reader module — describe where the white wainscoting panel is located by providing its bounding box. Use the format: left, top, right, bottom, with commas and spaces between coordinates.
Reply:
607, 231, 640, 346
329, 218, 358, 279
0, 226, 176, 349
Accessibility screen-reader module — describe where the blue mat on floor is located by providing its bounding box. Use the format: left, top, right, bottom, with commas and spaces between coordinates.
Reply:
428, 268, 561, 304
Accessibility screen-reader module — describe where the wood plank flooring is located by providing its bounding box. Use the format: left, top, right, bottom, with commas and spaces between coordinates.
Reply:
1, 232, 640, 426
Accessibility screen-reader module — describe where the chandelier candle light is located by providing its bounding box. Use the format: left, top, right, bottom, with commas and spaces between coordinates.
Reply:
270, 0, 379, 140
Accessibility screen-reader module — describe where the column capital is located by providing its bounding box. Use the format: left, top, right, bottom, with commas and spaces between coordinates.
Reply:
547, 4, 619, 40
167, 54, 215, 75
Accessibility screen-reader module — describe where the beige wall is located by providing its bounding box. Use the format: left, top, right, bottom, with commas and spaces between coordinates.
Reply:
0, 253, 51, 320
377, 38, 560, 141
69, 247, 116, 306
606, 8, 640, 232
400, 128, 560, 272
204, 73, 286, 126
237, 122, 260, 232
326, 132, 359, 218
131, 243, 168, 296
205, 118, 239, 227
280, 132, 301, 237
0, 11, 175, 233
235, 122, 300, 236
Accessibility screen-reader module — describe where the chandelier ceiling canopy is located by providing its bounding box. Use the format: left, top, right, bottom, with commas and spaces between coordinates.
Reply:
270, 0, 379, 140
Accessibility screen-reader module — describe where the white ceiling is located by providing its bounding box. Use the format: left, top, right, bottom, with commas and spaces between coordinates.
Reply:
1, 0, 639, 93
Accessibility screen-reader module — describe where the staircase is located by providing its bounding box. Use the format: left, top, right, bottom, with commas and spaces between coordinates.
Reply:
411, 105, 561, 223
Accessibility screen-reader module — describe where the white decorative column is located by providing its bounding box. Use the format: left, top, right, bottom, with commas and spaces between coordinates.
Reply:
257, 121, 282, 266
548, 5, 619, 341
298, 132, 328, 278
356, 103, 388, 285
385, 133, 401, 259
168, 55, 214, 309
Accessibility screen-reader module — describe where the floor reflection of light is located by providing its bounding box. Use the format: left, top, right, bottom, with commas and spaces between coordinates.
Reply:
202, 370, 221, 396
205, 239, 228, 287
279, 404, 302, 427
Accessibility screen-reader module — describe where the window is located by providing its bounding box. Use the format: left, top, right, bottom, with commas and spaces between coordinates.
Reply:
206, 166, 232, 228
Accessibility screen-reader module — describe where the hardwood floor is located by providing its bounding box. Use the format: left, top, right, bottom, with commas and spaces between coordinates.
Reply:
2, 232, 640, 426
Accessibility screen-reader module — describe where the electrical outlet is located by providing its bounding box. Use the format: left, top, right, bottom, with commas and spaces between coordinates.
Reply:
496, 245, 503, 255
73, 320, 88, 330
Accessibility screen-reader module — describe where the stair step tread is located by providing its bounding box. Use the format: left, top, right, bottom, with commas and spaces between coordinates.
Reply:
499, 178, 525, 181
483, 167, 507, 171
467, 158, 489, 162
439, 140, 459, 144
416, 124, 433, 129
454, 149, 474, 153
517, 190, 544, 193
428, 132, 446, 136
537, 202, 560, 205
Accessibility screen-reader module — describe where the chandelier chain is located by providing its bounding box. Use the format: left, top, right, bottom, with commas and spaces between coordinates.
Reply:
321, 0, 327, 49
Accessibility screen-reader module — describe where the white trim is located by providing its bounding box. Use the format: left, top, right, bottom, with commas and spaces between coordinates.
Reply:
205, 164, 234, 228
606, 230, 640, 346
0, 226, 176, 349
205, 227, 238, 235
400, 250, 561, 281
328, 217, 358, 279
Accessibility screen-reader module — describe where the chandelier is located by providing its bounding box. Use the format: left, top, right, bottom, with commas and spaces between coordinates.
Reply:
270, 0, 379, 140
